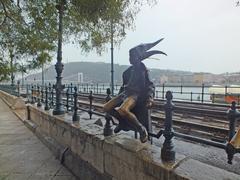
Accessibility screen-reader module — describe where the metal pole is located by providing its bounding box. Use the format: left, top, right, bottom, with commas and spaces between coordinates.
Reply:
66, 86, 69, 112
10, 49, 14, 86
53, 0, 66, 115
31, 85, 35, 104
42, 64, 44, 87
88, 91, 93, 119
201, 83, 204, 103
110, 20, 114, 96
162, 83, 165, 99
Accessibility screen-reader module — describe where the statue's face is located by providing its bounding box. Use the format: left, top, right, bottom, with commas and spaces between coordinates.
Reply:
129, 51, 140, 65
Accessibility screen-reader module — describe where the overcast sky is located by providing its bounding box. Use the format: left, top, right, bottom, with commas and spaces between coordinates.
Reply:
61, 0, 240, 74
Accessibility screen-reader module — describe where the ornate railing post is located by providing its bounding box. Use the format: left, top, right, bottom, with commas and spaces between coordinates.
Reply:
66, 86, 70, 112
44, 85, 50, 111
201, 83, 205, 103
41, 85, 44, 103
26, 84, 30, 103
31, 85, 35, 104
70, 83, 73, 109
161, 91, 175, 162
227, 101, 238, 141
226, 101, 240, 164
162, 83, 165, 99
104, 88, 113, 136
72, 86, 80, 122
37, 85, 42, 107
51, 84, 54, 108
88, 90, 93, 119
17, 80, 20, 97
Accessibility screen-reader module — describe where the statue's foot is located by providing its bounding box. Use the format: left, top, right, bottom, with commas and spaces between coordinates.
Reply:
139, 127, 148, 143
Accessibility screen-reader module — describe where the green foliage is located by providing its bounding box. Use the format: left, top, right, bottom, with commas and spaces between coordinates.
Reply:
0, 0, 157, 80
0, 57, 10, 81
28, 51, 52, 70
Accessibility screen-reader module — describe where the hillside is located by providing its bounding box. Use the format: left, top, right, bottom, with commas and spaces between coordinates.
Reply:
26, 61, 193, 84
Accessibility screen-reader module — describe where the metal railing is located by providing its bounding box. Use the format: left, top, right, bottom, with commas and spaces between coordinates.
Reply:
75, 83, 240, 104
1, 83, 236, 163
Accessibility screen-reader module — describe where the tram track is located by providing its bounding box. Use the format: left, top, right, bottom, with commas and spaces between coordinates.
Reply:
73, 94, 231, 142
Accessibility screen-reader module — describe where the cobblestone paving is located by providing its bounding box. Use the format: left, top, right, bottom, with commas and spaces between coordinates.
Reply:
0, 99, 77, 180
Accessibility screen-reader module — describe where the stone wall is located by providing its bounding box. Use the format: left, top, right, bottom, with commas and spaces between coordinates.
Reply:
0, 90, 25, 110
26, 105, 188, 180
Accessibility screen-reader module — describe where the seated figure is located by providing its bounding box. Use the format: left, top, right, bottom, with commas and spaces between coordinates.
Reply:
103, 39, 167, 143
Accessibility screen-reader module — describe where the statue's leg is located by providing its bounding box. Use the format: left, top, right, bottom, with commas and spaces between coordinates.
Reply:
117, 95, 148, 143
103, 95, 122, 112
103, 95, 124, 133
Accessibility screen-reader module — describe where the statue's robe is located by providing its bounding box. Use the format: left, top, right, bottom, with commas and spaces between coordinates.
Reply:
116, 62, 155, 133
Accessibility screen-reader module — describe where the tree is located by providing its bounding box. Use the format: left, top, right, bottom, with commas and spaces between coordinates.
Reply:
1, 0, 156, 52
0, 0, 57, 83
16, 62, 27, 86
0, 0, 157, 80
0, 57, 10, 81
28, 51, 52, 86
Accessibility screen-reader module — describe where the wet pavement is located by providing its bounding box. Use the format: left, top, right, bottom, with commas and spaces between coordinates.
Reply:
0, 99, 76, 180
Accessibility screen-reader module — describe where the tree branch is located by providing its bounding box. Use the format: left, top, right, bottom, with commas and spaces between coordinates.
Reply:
0, 1, 16, 23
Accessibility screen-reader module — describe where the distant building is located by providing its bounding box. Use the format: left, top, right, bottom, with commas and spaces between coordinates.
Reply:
77, 72, 83, 83
159, 75, 168, 84
193, 73, 219, 84
193, 73, 204, 84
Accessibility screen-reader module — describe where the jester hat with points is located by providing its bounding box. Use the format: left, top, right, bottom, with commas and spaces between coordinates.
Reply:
129, 38, 167, 61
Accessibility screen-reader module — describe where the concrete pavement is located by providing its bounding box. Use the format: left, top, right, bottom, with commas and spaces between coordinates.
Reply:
0, 98, 76, 180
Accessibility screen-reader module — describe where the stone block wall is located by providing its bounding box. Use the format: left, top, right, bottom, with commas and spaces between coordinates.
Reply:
27, 105, 188, 180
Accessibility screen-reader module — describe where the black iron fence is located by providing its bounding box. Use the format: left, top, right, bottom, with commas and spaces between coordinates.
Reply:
75, 83, 240, 105
1, 83, 238, 163
1, 83, 240, 105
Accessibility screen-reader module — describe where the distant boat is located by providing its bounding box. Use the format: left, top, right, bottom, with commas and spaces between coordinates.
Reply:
209, 85, 240, 103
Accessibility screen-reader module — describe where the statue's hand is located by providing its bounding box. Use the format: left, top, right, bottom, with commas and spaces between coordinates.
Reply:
146, 97, 154, 108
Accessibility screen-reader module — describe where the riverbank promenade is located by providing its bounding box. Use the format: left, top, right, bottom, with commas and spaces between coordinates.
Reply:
0, 98, 76, 180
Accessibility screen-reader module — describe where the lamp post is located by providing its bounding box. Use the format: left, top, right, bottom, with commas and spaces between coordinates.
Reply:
53, 0, 66, 115
110, 20, 114, 96
110, 22, 125, 96
9, 49, 14, 86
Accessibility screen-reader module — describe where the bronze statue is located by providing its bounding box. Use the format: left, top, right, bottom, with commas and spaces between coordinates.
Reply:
103, 39, 167, 143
